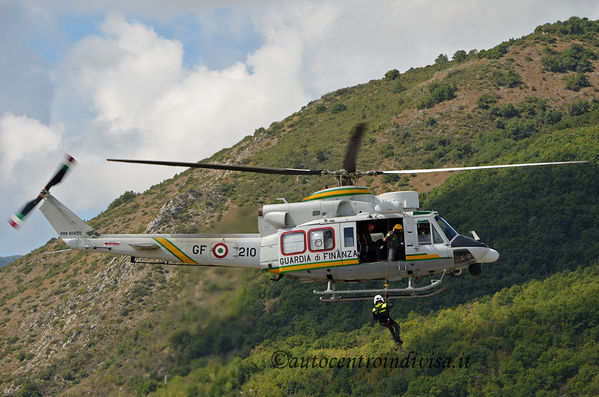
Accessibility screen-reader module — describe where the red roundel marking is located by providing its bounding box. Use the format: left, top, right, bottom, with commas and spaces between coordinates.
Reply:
213, 243, 228, 258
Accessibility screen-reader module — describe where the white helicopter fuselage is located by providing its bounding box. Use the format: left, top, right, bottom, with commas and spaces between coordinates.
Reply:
41, 186, 498, 285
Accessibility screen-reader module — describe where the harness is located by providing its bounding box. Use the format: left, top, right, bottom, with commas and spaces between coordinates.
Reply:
373, 302, 389, 323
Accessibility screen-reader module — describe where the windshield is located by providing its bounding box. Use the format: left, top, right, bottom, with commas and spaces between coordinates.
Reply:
435, 215, 458, 241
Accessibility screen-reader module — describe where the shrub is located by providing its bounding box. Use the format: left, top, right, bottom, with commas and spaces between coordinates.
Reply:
476, 93, 499, 109
563, 73, 591, 91
568, 99, 590, 116
315, 149, 329, 162
380, 143, 394, 158
519, 96, 546, 116
314, 104, 327, 114
491, 70, 523, 88
17, 380, 41, 397
505, 119, 537, 140
499, 103, 519, 118
478, 40, 513, 59
418, 82, 457, 109
384, 69, 400, 80
541, 43, 597, 73
392, 81, 406, 93
543, 109, 563, 124
330, 103, 347, 114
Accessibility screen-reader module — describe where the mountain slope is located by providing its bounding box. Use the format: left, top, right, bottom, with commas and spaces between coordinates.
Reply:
1, 17, 598, 396
152, 266, 599, 396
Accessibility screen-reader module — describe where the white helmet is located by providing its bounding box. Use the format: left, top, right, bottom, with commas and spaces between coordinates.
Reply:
374, 295, 384, 304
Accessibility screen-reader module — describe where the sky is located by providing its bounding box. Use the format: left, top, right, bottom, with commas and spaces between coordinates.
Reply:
1, 0, 598, 257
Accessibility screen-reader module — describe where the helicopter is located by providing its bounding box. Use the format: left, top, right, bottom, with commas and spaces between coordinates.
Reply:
9, 123, 586, 301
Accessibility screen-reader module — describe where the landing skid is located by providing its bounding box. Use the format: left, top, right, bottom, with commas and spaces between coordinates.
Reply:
313, 270, 446, 301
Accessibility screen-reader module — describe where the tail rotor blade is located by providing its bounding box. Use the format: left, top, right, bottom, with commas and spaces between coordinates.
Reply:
45, 155, 76, 190
343, 123, 367, 174
8, 196, 43, 228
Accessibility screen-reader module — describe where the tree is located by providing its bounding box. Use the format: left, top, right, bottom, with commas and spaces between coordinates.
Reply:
452, 50, 468, 62
435, 54, 449, 64
384, 69, 400, 80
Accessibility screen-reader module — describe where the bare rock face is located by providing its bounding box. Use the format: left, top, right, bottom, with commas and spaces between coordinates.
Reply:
146, 190, 206, 233
146, 185, 228, 234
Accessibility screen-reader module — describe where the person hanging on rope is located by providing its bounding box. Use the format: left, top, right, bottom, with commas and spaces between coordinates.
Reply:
372, 294, 402, 347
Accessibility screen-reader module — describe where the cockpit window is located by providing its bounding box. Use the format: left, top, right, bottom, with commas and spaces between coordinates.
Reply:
435, 216, 458, 241
432, 226, 444, 244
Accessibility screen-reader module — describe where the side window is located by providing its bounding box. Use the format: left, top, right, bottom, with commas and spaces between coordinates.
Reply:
281, 231, 306, 255
309, 228, 335, 252
432, 226, 444, 244
343, 227, 355, 247
417, 221, 431, 245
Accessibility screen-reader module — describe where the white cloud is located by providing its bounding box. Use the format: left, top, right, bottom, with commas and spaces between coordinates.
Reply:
55, 13, 310, 163
0, 114, 62, 180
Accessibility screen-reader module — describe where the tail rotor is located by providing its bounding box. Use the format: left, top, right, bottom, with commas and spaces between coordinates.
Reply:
8, 155, 76, 229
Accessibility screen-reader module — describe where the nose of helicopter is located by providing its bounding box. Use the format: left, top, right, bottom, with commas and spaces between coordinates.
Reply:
475, 247, 499, 263
450, 235, 499, 263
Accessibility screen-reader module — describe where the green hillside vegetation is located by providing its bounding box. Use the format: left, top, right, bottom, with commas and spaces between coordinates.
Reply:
151, 266, 599, 396
1, 17, 598, 396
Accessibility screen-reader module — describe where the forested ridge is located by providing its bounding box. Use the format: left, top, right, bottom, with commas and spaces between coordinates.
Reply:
1, 17, 598, 396
153, 266, 599, 396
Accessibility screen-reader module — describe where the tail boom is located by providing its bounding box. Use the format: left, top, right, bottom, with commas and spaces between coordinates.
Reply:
63, 233, 261, 268
40, 194, 260, 268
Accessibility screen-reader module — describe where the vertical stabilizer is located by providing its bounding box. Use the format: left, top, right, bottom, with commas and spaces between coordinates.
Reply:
39, 195, 96, 238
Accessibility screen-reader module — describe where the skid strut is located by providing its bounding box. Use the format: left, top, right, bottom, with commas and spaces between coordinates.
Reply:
313, 270, 446, 301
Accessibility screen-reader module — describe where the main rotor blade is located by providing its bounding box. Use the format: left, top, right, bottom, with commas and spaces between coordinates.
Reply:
107, 159, 324, 176
375, 160, 588, 175
343, 122, 367, 174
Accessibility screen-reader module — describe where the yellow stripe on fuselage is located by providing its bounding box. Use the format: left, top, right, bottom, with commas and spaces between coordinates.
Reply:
154, 238, 196, 264
268, 259, 360, 274
302, 187, 371, 201
406, 254, 442, 260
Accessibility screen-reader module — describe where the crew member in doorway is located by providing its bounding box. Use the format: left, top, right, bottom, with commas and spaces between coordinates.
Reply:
372, 295, 402, 347
358, 223, 378, 262
383, 223, 404, 261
